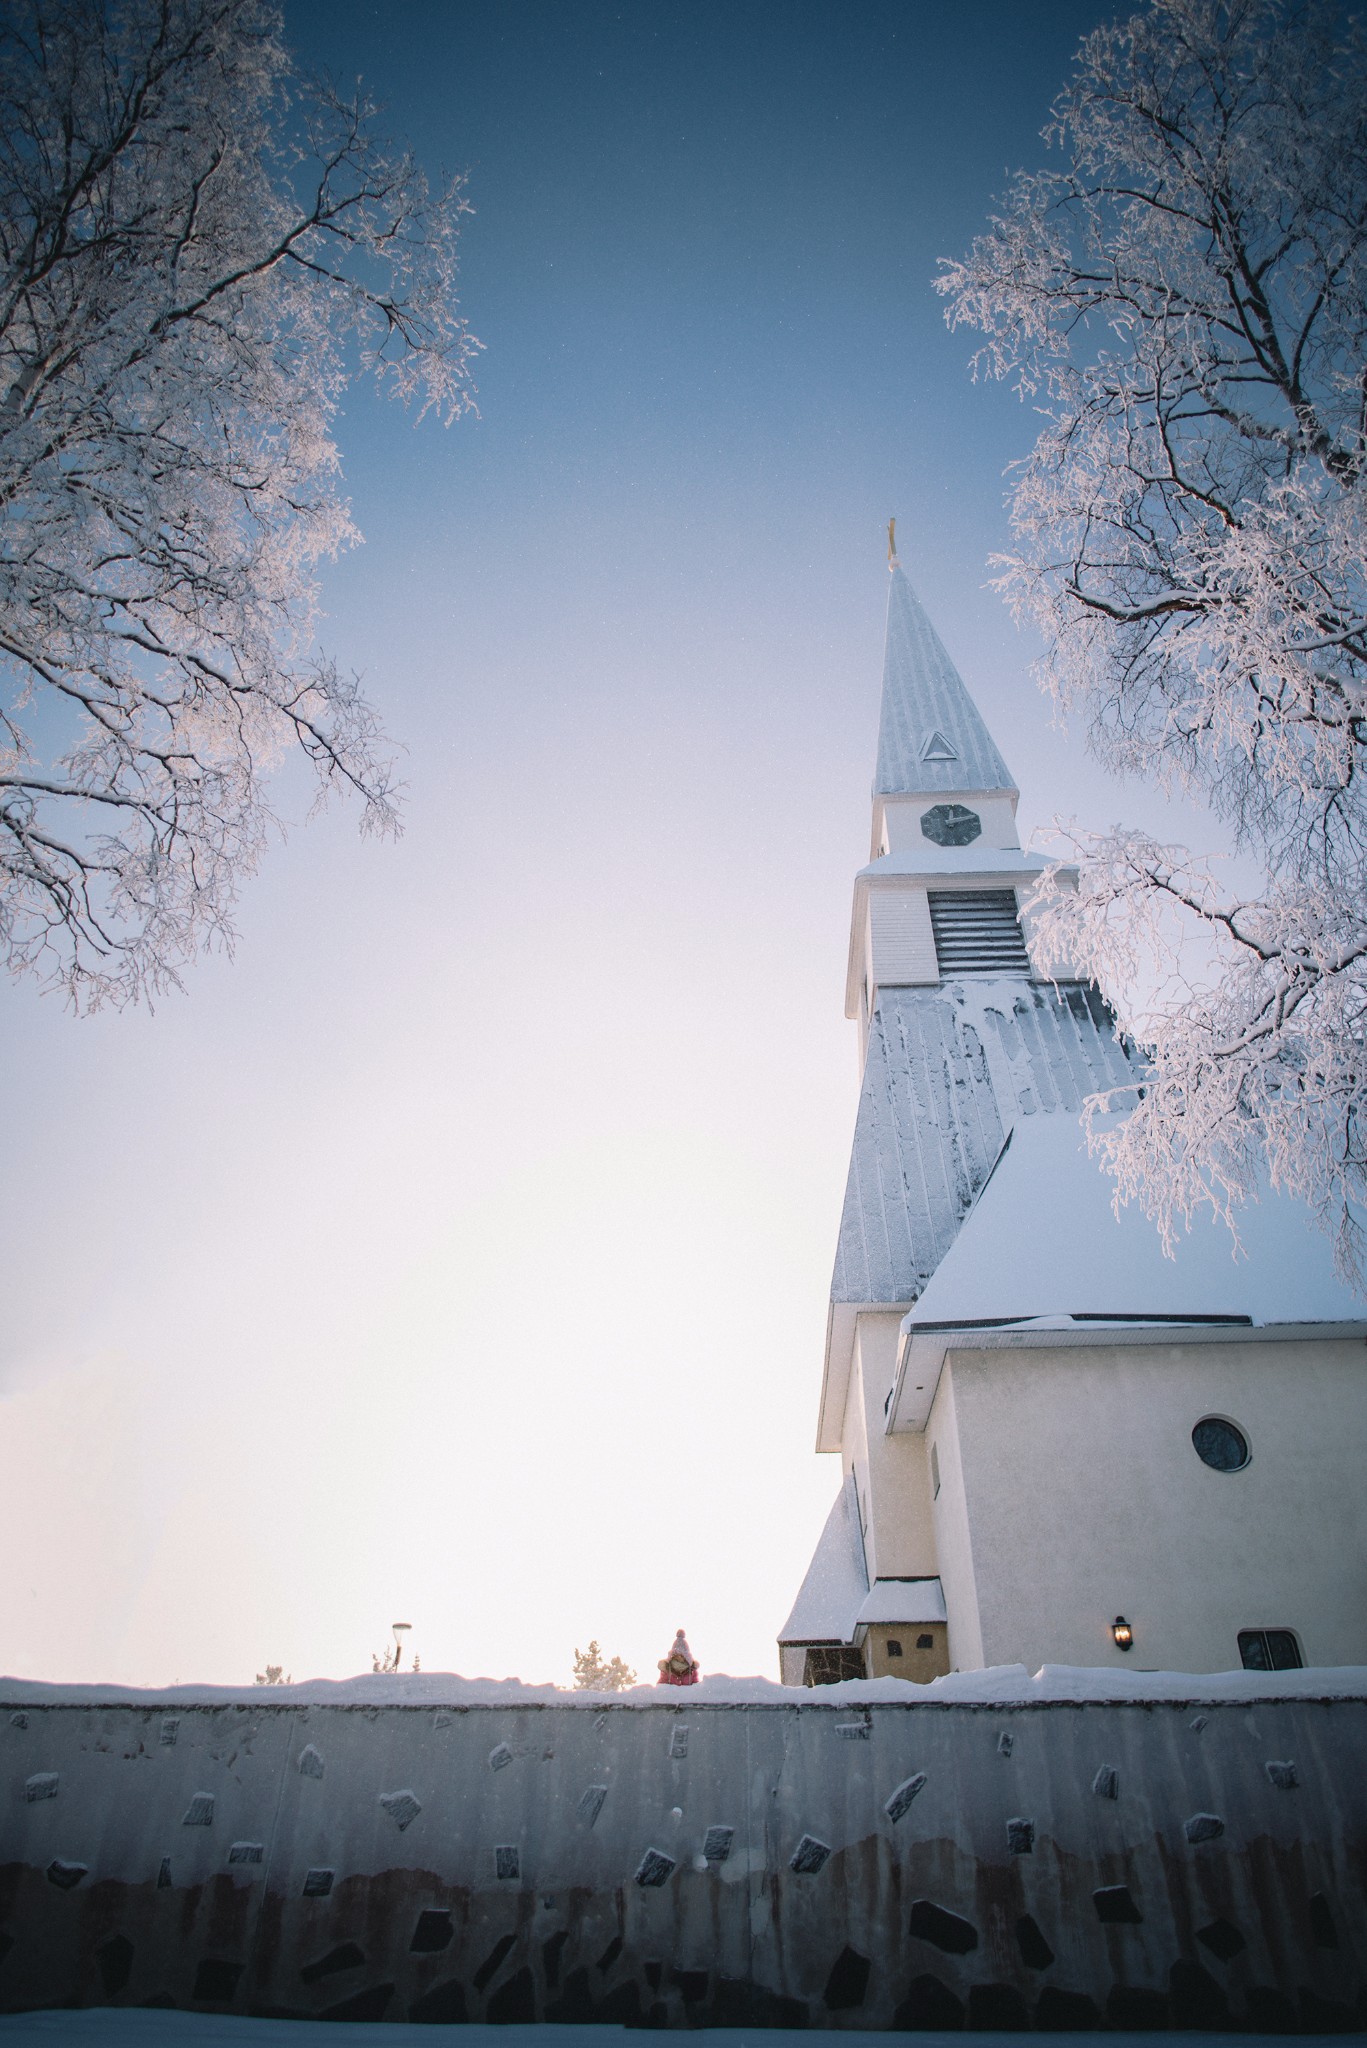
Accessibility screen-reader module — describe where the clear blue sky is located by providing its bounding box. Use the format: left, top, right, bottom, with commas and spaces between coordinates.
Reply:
1, 0, 1216, 1688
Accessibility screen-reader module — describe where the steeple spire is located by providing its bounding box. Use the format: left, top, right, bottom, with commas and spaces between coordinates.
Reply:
874, 565, 1015, 799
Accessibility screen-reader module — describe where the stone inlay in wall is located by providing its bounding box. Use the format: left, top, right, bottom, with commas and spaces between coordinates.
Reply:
378, 1789, 421, 1831
159, 1718, 179, 1747
95, 1934, 133, 1995
494, 1845, 520, 1882
577, 1784, 608, 1827
410, 1911, 453, 1954
1038, 1988, 1099, 2029
1184, 1812, 1225, 1843
23, 1773, 57, 1801
885, 1771, 927, 1821
410, 1978, 467, 2023
789, 1835, 832, 1876
896, 1972, 964, 2028
1015, 1914, 1054, 1970
301, 1942, 364, 1985
908, 1900, 978, 1954
227, 1842, 263, 1864
1266, 1759, 1299, 1789
542, 1930, 569, 1986
302, 1868, 333, 1897
1093, 1764, 1119, 1798
669, 1725, 688, 1759
1197, 1917, 1247, 1961
181, 1793, 214, 1826
1093, 1884, 1143, 1924
1006, 1817, 1035, 1854
634, 1846, 677, 1887
473, 1934, 515, 1992
701, 1824, 734, 1862
488, 1743, 513, 1771
192, 1959, 241, 2003
45, 1860, 87, 1890
823, 1945, 871, 2010
1309, 1893, 1339, 1948
297, 1744, 324, 1779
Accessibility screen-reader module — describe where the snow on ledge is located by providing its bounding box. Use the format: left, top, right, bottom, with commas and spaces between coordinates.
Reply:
0, 1663, 1362, 1710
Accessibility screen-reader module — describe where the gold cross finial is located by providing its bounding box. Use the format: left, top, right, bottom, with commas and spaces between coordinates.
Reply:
887, 516, 898, 567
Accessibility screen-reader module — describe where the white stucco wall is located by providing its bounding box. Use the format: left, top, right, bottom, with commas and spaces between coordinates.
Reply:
846, 1316, 938, 1586
924, 1369, 985, 1672
941, 1337, 1367, 1674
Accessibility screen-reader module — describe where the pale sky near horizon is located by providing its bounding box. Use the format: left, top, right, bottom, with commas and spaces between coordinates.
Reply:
0, 0, 1227, 1691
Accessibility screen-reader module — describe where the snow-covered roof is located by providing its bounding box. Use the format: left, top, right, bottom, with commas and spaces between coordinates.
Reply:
887, 1113, 1367, 1429
874, 566, 1016, 798
820, 979, 1134, 1449
856, 847, 1048, 881
911, 1112, 1364, 1330
832, 983, 1132, 1312
777, 1472, 868, 1644
855, 1578, 947, 1626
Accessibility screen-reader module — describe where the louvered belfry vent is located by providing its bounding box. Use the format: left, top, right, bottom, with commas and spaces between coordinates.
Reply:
929, 890, 1030, 976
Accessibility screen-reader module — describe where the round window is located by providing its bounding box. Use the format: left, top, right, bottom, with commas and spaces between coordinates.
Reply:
1192, 1417, 1250, 1472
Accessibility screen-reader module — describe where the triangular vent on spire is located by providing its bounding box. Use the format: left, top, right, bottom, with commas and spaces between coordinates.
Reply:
919, 730, 958, 763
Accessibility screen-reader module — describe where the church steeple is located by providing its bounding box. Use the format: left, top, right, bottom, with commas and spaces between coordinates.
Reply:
845, 555, 1045, 1043
874, 564, 1016, 803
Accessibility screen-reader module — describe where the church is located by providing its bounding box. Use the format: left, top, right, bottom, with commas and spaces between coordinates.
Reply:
778, 548, 1367, 1685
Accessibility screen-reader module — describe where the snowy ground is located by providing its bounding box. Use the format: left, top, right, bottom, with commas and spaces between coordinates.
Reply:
3, 1664, 1365, 1709
0, 2021, 1359, 2048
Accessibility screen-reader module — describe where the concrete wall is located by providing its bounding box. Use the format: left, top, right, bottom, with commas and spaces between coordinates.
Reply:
3, 1689, 1364, 2030
942, 1340, 1367, 1675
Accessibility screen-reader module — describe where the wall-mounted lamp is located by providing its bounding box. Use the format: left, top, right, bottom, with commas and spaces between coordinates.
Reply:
1111, 1615, 1134, 1653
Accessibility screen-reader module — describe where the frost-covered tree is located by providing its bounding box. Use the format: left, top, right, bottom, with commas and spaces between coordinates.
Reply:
0, 0, 476, 1006
572, 1641, 636, 1692
938, 0, 1367, 1282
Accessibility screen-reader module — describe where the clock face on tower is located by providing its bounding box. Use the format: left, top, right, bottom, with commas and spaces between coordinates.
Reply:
921, 802, 982, 848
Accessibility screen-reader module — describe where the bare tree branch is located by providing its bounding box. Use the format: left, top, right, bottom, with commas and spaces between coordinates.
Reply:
940, 0, 1367, 1286
0, 0, 479, 1007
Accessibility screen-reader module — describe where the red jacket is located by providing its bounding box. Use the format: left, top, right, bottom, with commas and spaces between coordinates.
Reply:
657, 1658, 700, 1686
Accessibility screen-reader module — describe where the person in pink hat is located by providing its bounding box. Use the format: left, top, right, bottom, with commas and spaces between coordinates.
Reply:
656, 1628, 700, 1686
